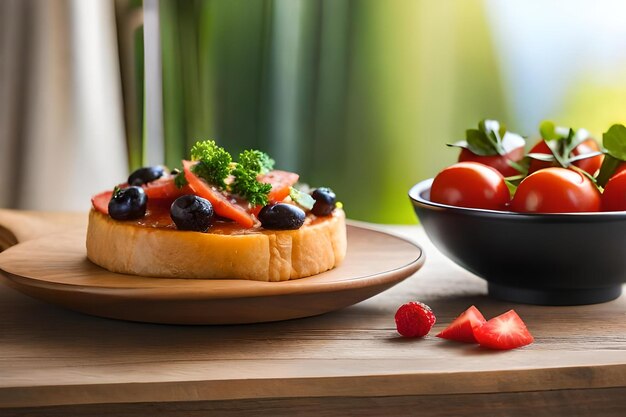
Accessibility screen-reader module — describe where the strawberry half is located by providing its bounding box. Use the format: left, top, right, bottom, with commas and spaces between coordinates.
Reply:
436, 305, 486, 343
474, 309, 534, 350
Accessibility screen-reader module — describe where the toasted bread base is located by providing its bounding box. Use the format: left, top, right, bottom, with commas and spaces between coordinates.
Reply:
86, 209, 347, 281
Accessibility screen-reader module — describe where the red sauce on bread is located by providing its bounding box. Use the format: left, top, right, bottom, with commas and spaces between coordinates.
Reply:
94, 197, 324, 235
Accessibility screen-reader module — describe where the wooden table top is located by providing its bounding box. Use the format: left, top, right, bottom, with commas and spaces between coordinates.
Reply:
0, 210, 625, 416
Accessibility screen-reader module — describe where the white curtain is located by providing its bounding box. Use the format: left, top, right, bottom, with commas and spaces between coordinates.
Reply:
0, 0, 128, 211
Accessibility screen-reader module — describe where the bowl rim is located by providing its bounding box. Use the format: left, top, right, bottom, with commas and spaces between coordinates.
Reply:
409, 178, 626, 220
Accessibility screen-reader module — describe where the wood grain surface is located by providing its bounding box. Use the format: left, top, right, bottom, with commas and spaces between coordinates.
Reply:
0, 211, 625, 416
0, 209, 86, 250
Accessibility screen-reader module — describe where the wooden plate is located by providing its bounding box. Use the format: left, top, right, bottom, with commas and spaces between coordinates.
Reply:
0, 224, 424, 324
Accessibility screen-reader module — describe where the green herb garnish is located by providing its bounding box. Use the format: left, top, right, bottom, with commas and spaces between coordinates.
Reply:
187, 141, 279, 206
190, 140, 232, 189
237, 149, 275, 175
596, 124, 626, 187
174, 170, 188, 189
231, 175, 272, 206
231, 150, 275, 206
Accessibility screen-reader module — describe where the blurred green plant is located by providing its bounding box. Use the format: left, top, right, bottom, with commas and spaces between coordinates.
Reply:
153, 0, 508, 223
115, 0, 145, 169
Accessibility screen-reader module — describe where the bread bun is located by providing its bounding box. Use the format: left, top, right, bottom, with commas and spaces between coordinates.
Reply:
86, 209, 347, 281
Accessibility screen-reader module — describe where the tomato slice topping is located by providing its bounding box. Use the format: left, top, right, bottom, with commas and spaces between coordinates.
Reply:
91, 177, 191, 215
143, 177, 191, 200
247, 170, 300, 216
92, 166, 297, 228
259, 170, 300, 203
91, 190, 113, 215
182, 160, 255, 228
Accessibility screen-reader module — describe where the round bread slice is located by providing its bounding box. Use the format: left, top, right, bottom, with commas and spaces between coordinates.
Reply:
86, 209, 347, 281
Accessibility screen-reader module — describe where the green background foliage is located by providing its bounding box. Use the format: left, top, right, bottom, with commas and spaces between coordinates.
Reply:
149, 0, 510, 223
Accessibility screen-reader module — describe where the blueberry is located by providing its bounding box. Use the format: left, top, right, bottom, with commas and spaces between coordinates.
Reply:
128, 166, 165, 186
108, 186, 147, 220
311, 187, 336, 216
170, 195, 214, 232
258, 203, 305, 230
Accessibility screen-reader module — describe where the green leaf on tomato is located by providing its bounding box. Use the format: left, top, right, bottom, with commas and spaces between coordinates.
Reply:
527, 153, 555, 162
539, 120, 560, 141
544, 138, 570, 168
449, 119, 525, 159
564, 128, 587, 155
603, 124, 626, 161
505, 158, 529, 176
595, 124, 626, 187
465, 128, 497, 156
539, 122, 587, 160
568, 151, 603, 163
504, 179, 518, 198
446, 140, 470, 150
596, 154, 622, 188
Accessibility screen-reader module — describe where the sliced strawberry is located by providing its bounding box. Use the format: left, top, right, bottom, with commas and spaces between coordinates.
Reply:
474, 310, 534, 350
91, 190, 113, 214
436, 305, 486, 343
183, 160, 255, 228
259, 170, 300, 203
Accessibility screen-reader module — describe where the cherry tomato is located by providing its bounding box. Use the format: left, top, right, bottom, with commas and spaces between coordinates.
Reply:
602, 170, 626, 211
573, 139, 604, 175
458, 146, 525, 177
430, 162, 510, 210
528, 139, 603, 175
511, 167, 601, 213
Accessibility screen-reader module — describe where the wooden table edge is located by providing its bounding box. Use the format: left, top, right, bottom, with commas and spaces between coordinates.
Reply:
2, 363, 625, 409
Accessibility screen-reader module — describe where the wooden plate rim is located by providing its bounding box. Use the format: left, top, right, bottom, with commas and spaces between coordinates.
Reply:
0, 224, 425, 300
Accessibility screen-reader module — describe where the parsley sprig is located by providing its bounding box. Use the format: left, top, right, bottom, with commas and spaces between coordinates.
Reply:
188, 140, 276, 206
190, 140, 232, 189
231, 150, 275, 206
174, 170, 188, 189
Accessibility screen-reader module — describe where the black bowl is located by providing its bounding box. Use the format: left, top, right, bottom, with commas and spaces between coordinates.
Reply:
409, 178, 626, 305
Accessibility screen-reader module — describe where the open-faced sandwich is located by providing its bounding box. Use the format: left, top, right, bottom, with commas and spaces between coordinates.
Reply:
87, 140, 346, 281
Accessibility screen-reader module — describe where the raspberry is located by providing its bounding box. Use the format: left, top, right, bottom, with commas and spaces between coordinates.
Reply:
395, 301, 436, 337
